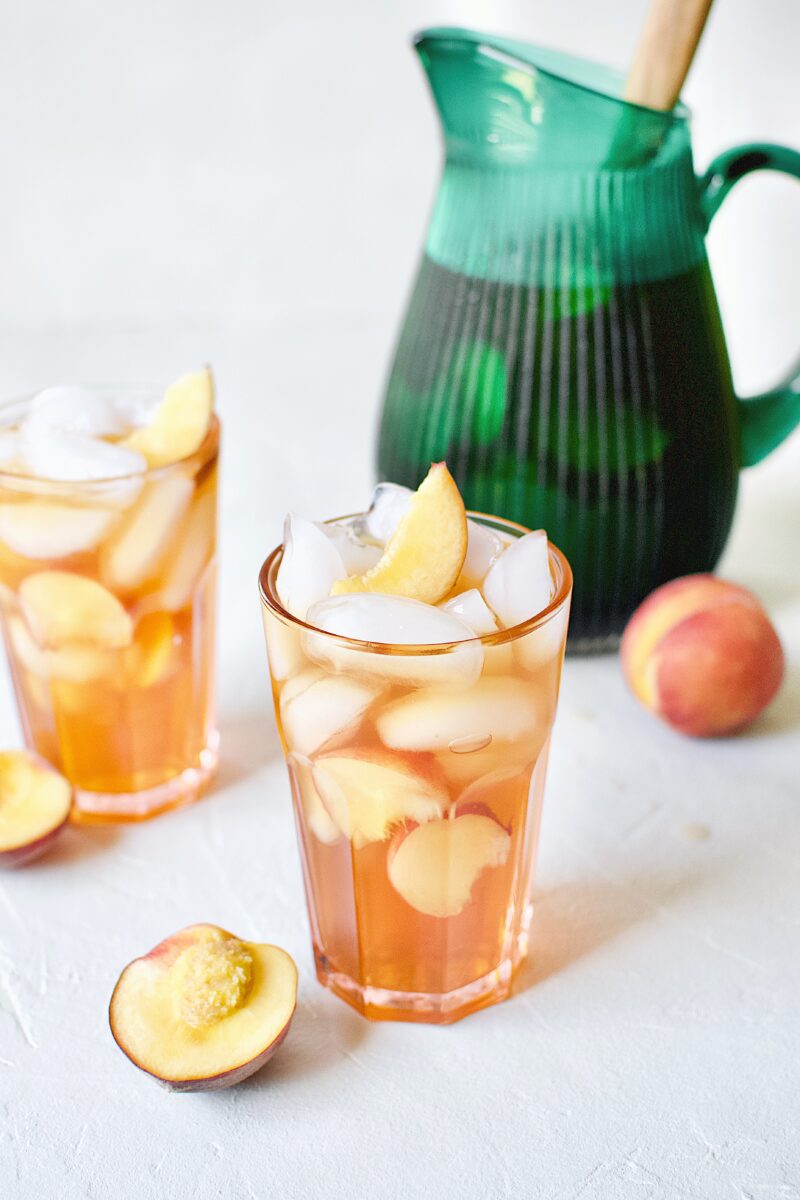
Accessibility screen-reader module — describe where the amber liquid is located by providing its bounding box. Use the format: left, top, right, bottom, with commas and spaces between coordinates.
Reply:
0, 421, 219, 821
264, 548, 566, 1024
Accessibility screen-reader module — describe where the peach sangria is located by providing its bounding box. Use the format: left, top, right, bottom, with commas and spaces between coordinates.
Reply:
0, 370, 219, 821
259, 464, 572, 1024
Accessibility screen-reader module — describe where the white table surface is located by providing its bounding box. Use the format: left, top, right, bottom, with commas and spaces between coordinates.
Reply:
1, 3, 799, 1198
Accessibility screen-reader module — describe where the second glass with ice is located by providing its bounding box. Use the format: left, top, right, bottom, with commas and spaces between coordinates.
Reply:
260, 464, 571, 1023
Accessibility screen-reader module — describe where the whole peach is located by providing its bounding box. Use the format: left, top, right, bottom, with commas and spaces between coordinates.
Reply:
621, 574, 784, 737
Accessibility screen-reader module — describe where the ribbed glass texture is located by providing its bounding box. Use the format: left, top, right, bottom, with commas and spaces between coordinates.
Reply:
377, 29, 742, 649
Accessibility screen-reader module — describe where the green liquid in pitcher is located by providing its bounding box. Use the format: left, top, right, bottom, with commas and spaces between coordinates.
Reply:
378, 256, 740, 646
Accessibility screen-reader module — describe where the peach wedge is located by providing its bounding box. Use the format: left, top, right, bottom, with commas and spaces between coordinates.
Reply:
388, 809, 511, 918
331, 462, 467, 605
109, 924, 297, 1092
122, 367, 214, 469
0, 750, 72, 868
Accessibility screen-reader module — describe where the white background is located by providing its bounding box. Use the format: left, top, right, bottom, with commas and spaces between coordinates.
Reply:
0, 2, 798, 1197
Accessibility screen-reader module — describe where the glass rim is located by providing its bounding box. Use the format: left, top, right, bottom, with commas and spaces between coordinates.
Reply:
0, 388, 220, 489
415, 25, 691, 122
258, 510, 573, 654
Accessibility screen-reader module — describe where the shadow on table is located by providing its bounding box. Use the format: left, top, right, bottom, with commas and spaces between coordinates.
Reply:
741, 663, 800, 738
512, 865, 712, 997
238, 992, 371, 1092
215, 707, 282, 790
36, 822, 120, 866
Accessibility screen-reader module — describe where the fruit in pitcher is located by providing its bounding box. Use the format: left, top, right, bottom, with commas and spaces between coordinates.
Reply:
0, 750, 72, 867
331, 462, 467, 605
122, 367, 214, 468
109, 924, 297, 1092
621, 574, 784, 737
388, 809, 511, 917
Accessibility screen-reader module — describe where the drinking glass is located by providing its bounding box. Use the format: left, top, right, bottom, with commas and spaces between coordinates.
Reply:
260, 514, 571, 1024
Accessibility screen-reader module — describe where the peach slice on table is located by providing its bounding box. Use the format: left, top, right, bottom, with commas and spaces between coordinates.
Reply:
388, 809, 511, 918
0, 750, 72, 868
109, 924, 297, 1092
331, 462, 467, 605
122, 367, 214, 469
621, 574, 785, 737
19, 571, 133, 650
311, 752, 446, 849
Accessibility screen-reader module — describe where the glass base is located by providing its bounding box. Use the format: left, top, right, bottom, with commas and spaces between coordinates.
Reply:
69, 731, 219, 824
314, 950, 519, 1025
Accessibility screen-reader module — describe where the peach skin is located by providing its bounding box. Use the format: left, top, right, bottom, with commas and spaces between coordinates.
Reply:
621, 574, 784, 737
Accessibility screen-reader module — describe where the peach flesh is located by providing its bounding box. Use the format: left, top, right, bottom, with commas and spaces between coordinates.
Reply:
109, 924, 298, 1092
0, 750, 72, 868
621, 574, 784, 737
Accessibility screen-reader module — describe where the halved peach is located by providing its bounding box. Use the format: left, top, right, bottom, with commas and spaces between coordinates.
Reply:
109, 923, 297, 1092
331, 463, 467, 605
122, 367, 214, 469
311, 751, 446, 848
0, 750, 72, 868
387, 808, 511, 917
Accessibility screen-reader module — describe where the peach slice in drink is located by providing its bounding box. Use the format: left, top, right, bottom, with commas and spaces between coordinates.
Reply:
19, 571, 133, 650
101, 476, 194, 594
387, 809, 511, 918
311, 752, 446, 848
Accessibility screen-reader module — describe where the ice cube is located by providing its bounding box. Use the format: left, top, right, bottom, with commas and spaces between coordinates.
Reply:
304, 593, 484, 688
0, 431, 21, 467
515, 606, 569, 672
440, 588, 499, 636
101, 475, 194, 592
112, 389, 162, 429
352, 482, 413, 545
280, 671, 381, 756
25, 387, 131, 438
19, 429, 148, 484
287, 753, 342, 844
319, 521, 382, 575
376, 677, 545, 753
0, 502, 118, 560
276, 513, 347, 620
261, 607, 304, 682
482, 530, 552, 629
460, 520, 507, 588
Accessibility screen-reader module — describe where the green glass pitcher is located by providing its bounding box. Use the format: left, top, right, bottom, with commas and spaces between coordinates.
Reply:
377, 27, 800, 650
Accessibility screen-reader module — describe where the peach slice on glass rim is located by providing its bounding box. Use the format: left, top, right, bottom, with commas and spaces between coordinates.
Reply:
387, 808, 511, 918
0, 750, 72, 868
331, 462, 467, 606
109, 924, 297, 1092
121, 367, 214, 469
311, 752, 446, 849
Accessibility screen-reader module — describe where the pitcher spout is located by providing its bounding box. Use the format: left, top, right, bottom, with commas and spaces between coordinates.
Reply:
414, 26, 680, 168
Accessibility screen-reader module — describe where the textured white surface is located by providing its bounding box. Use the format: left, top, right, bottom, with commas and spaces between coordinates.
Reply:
0, 2, 799, 1197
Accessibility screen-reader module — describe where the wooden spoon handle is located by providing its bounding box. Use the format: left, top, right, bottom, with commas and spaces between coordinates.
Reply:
624, 0, 715, 110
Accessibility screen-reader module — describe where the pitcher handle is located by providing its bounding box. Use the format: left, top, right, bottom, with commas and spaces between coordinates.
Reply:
698, 143, 800, 467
